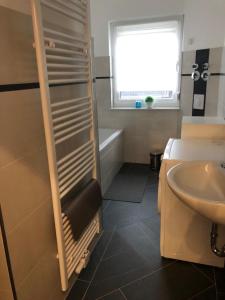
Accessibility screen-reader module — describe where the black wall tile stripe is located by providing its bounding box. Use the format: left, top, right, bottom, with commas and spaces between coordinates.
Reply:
192, 49, 210, 116
211, 73, 225, 76
182, 73, 225, 77
181, 73, 192, 76
0, 82, 39, 92
95, 76, 113, 79
49, 81, 88, 87
0, 81, 91, 92
0, 207, 18, 300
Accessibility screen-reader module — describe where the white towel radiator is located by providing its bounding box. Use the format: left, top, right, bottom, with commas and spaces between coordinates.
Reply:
31, 0, 100, 291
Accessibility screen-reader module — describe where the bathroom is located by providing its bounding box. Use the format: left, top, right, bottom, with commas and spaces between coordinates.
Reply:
1, 0, 225, 300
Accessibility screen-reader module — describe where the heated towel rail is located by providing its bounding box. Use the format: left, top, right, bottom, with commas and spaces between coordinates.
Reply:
31, 0, 100, 291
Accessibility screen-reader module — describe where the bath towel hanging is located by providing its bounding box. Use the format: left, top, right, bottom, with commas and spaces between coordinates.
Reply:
63, 179, 102, 241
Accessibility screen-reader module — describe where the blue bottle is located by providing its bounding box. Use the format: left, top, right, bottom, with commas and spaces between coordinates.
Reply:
135, 100, 142, 109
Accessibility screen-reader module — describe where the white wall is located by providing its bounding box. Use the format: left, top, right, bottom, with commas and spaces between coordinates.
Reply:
90, 0, 225, 56
90, 0, 185, 56
183, 0, 225, 51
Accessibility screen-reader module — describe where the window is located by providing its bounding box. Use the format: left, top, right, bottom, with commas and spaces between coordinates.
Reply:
109, 16, 183, 108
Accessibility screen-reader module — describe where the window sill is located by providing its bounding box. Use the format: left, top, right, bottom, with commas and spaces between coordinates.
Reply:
110, 106, 180, 111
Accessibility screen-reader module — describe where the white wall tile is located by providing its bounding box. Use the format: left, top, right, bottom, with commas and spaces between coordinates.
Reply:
205, 76, 219, 116
94, 56, 111, 78
182, 51, 196, 74
180, 76, 193, 116
209, 47, 223, 73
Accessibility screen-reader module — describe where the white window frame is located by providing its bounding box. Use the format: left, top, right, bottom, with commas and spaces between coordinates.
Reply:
109, 16, 183, 109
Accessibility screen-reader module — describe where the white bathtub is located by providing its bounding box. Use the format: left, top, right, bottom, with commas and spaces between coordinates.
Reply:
98, 128, 123, 194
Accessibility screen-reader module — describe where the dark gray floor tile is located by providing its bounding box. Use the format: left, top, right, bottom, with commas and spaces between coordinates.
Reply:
218, 293, 225, 300
103, 222, 159, 260
191, 286, 216, 299
214, 267, 225, 293
67, 280, 89, 300
104, 166, 148, 203
191, 263, 214, 282
121, 261, 212, 300
103, 200, 111, 211
83, 250, 172, 299
79, 229, 114, 281
138, 217, 160, 245
103, 205, 141, 230
103, 191, 158, 230
99, 290, 126, 300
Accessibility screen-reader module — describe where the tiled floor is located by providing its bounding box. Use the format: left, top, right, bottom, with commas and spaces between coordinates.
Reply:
68, 164, 225, 300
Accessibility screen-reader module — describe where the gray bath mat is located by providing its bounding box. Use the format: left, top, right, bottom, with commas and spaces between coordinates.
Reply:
104, 163, 149, 203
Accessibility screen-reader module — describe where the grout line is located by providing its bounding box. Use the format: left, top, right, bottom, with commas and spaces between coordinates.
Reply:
100, 215, 159, 263
0, 144, 46, 171
103, 200, 111, 212
100, 223, 147, 263
101, 249, 125, 263
119, 288, 128, 300
91, 260, 175, 300
77, 278, 91, 283
7, 197, 50, 235
82, 226, 116, 300
96, 289, 121, 300
136, 221, 155, 242
191, 263, 215, 283
213, 268, 219, 300
118, 260, 176, 291
187, 283, 215, 300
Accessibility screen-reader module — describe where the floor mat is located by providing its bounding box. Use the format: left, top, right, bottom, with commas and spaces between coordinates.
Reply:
104, 163, 149, 203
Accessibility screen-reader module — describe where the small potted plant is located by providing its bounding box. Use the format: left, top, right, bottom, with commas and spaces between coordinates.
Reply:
145, 96, 154, 109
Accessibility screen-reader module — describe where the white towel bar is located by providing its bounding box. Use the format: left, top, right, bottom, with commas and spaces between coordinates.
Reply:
59, 162, 94, 198
49, 71, 89, 77
68, 0, 87, 11
53, 108, 90, 124
49, 78, 89, 85
48, 64, 88, 69
46, 47, 86, 57
41, 1, 86, 24
45, 37, 85, 50
54, 117, 92, 138
58, 154, 94, 185
58, 151, 94, 181
58, 145, 93, 175
54, 0, 86, 18
55, 124, 91, 145
53, 103, 90, 118
54, 112, 92, 131
47, 55, 88, 63
32, 0, 99, 291
44, 28, 87, 44
52, 102, 90, 117
57, 141, 93, 167
51, 96, 90, 108
62, 214, 100, 279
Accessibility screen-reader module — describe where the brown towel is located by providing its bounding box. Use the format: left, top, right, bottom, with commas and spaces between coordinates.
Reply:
64, 179, 102, 241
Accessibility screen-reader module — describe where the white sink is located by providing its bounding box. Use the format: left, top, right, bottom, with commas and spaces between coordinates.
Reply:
167, 161, 225, 225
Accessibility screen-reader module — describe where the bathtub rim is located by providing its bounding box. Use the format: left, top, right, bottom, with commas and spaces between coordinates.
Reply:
99, 129, 123, 152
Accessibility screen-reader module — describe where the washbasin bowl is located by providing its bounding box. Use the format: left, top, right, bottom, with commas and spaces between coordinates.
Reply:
167, 161, 225, 225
